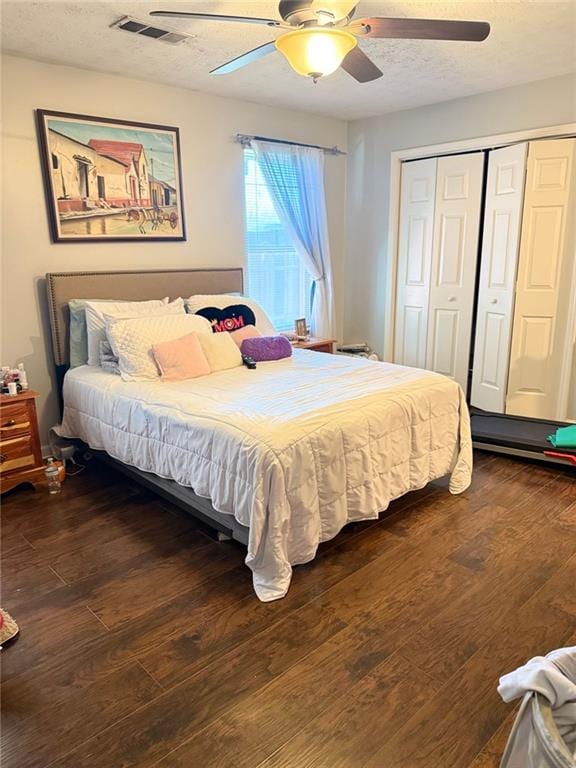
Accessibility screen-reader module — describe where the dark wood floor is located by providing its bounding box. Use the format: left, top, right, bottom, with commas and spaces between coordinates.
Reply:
1, 452, 575, 768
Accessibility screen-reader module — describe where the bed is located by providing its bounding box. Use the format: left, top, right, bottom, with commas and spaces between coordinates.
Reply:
47, 269, 473, 601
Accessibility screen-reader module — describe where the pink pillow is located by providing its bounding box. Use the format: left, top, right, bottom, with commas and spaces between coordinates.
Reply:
229, 324, 261, 348
152, 333, 210, 381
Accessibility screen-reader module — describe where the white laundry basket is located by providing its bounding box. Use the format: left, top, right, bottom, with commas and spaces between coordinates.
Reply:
499, 647, 576, 768
500, 692, 575, 767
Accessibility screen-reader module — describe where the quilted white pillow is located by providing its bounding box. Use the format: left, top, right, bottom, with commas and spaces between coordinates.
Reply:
106, 313, 212, 381
85, 298, 185, 366
198, 332, 242, 372
186, 294, 277, 337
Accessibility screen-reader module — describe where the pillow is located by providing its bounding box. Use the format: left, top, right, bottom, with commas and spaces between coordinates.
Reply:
106, 314, 212, 381
198, 332, 242, 372
186, 294, 276, 336
152, 333, 210, 381
229, 324, 261, 348
69, 299, 91, 368
85, 297, 184, 366
195, 303, 256, 333
99, 340, 120, 376
241, 335, 293, 362
69, 298, 119, 368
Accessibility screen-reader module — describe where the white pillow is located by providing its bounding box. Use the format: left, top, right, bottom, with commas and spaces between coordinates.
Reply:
85, 298, 184, 366
106, 313, 212, 381
186, 294, 277, 337
198, 332, 242, 372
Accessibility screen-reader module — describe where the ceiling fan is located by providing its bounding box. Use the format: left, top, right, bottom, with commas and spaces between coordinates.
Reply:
151, 1, 490, 83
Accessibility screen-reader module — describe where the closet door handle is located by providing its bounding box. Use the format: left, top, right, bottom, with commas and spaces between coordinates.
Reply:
448, 296, 456, 302
490, 298, 498, 304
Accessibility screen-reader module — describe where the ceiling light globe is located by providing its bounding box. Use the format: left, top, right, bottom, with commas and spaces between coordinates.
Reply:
275, 28, 357, 80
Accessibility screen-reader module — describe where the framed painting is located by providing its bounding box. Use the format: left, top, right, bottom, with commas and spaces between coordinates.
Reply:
36, 109, 186, 242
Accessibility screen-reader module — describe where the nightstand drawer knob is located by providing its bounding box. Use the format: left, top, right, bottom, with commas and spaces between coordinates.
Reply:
0, 419, 29, 432
0, 454, 6, 464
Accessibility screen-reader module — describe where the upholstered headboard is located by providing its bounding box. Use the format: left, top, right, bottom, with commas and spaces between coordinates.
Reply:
46, 268, 244, 369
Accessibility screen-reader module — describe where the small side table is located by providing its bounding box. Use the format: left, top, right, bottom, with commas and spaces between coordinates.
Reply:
292, 337, 337, 354
0, 390, 45, 494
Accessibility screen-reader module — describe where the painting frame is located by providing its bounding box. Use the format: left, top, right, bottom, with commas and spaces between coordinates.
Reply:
36, 109, 186, 243
295, 317, 308, 338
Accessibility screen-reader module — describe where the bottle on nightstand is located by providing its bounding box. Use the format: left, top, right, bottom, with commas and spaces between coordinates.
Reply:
17, 364, 28, 391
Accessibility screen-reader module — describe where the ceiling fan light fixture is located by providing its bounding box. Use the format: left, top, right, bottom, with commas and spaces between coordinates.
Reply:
275, 27, 357, 80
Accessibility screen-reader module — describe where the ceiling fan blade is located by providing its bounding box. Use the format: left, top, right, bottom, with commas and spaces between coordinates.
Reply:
349, 17, 490, 42
341, 46, 382, 82
210, 41, 278, 75
150, 10, 281, 27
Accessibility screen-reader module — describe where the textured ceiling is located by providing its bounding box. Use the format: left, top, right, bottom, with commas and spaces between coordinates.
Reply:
2, 1, 576, 120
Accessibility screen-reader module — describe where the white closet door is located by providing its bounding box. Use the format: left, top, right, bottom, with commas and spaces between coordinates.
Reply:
426, 152, 484, 391
394, 158, 437, 368
506, 138, 576, 420
471, 143, 528, 412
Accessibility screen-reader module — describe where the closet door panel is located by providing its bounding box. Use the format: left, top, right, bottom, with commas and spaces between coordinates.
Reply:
506, 138, 576, 420
426, 152, 484, 391
430, 308, 459, 377
394, 158, 437, 368
471, 143, 527, 412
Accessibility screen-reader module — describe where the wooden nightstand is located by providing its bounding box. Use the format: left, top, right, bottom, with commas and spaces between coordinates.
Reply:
292, 337, 337, 354
0, 390, 45, 494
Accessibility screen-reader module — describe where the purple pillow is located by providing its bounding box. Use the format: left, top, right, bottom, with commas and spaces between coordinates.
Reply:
241, 335, 293, 362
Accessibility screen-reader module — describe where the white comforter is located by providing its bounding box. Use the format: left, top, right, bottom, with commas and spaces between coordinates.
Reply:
59, 350, 472, 601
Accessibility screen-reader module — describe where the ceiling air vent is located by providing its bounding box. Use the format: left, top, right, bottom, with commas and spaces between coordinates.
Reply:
111, 16, 193, 45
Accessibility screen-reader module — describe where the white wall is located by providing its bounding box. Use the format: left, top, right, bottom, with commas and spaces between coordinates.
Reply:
346, 73, 576, 355
3, 53, 575, 440
1, 54, 347, 441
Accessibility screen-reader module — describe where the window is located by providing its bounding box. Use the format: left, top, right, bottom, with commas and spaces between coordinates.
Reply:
243, 148, 312, 332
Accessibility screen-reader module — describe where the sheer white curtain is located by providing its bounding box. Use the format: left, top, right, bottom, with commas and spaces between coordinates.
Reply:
251, 140, 336, 338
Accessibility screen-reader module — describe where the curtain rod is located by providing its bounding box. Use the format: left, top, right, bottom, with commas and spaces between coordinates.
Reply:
234, 133, 346, 156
